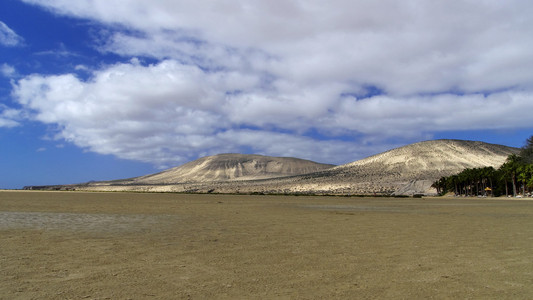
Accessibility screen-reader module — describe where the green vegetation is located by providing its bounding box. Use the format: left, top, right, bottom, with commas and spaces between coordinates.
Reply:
432, 136, 533, 197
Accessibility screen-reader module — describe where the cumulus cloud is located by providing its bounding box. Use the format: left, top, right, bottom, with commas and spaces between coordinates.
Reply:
0, 21, 23, 46
22, 0, 533, 94
12, 59, 390, 165
13, 59, 533, 166
12, 0, 533, 165
1, 64, 16, 77
0, 105, 21, 128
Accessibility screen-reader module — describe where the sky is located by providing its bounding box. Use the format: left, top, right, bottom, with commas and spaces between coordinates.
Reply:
1, 0, 532, 189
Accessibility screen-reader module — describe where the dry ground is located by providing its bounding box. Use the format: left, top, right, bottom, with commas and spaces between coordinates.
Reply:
1, 191, 532, 299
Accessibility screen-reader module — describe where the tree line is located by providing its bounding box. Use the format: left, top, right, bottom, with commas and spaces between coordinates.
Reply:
432, 136, 533, 197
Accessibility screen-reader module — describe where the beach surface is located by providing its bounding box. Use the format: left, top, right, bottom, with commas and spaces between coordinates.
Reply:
1, 191, 532, 299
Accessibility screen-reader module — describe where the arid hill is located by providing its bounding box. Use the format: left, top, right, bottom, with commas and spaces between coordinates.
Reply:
116, 154, 335, 184
29, 139, 519, 195
271, 139, 520, 195
152, 139, 516, 196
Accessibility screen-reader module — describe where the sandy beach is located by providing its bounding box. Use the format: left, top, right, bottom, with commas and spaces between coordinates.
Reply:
1, 191, 532, 299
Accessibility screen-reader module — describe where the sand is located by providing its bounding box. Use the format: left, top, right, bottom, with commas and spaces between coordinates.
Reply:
1, 191, 532, 299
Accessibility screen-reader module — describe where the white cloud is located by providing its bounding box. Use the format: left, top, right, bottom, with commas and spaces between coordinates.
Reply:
331, 92, 533, 135
12, 59, 392, 165
1, 64, 16, 77
13, 59, 533, 166
22, 0, 533, 95
34, 43, 81, 58
0, 21, 23, 47
12, 1, 533, 165
0, 105, 21, 128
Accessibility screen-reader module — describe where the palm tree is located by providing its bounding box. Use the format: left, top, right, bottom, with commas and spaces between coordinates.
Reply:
501, 154, 521, 197
449, 175, 459, 196
527, 165, 533, 193
432, 176, 448, 195
519, 135, 533, 164
480, 166, 495, 196
517, 164, 533, 196
431, 179, 441, 195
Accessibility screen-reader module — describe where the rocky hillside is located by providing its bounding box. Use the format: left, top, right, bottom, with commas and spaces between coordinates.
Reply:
112, 153, 335, 185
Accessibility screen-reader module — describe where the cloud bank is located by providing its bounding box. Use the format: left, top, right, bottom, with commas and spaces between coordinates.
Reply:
12, 0, 533, 166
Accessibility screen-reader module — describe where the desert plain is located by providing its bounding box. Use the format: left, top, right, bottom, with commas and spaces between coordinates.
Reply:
1, 191, 532, 299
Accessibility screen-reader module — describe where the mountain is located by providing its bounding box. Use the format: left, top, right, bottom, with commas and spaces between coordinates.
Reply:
277, 139, 520, 195
155, 139, 517, 195
102, 153, 335, 185
29, 139, 519, 195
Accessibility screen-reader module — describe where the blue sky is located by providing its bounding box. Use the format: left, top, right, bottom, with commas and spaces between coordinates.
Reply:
1, 0, 532, 189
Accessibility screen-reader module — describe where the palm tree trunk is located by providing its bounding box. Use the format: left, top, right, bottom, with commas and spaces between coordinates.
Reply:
512, 173, 517, 197
505, 181, 509, 197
